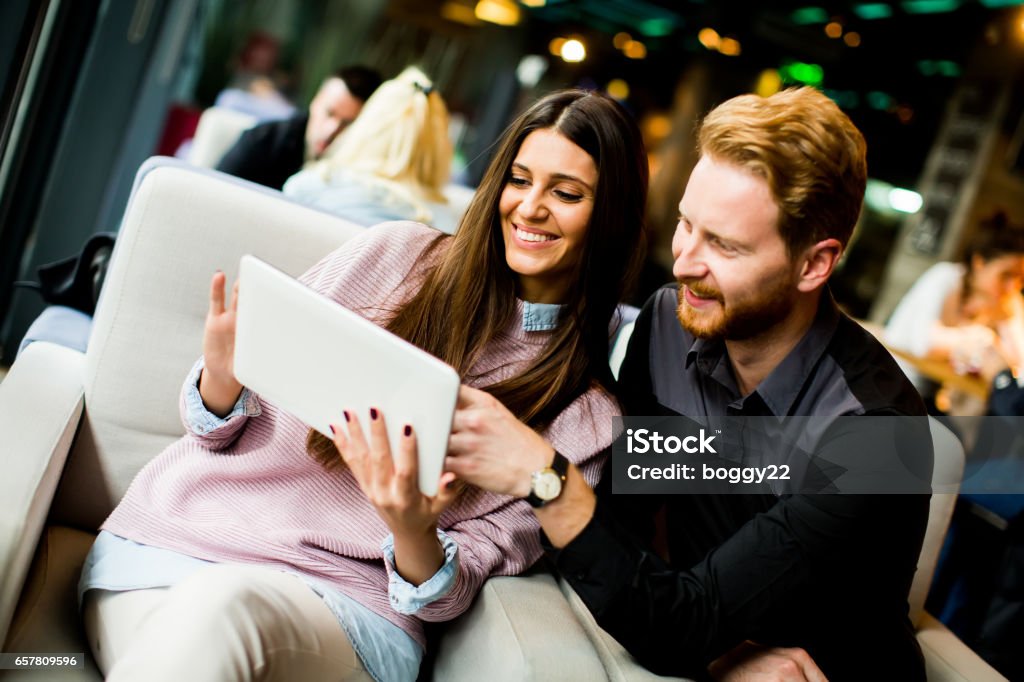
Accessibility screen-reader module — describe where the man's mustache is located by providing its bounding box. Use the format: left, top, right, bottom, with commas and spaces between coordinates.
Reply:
677, 281, 724, 304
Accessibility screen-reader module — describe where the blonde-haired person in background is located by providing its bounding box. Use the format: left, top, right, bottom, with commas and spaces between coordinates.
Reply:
283, 67, 460, 232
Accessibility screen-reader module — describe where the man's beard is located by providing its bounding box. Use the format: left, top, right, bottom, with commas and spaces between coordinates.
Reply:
676, 274, 795, 341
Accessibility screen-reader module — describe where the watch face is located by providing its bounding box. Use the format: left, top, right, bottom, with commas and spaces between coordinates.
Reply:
533, 470, 563, 501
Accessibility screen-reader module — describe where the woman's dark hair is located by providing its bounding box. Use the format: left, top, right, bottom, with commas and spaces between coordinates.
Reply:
309, 89, 648, 467
961, 210, 1024, 265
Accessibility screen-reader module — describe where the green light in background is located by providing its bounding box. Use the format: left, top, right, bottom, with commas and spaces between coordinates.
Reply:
780, 61, 824, 87
918, 60, 961, 76
867, 91, 894, 110
791, 7, 830, 24
979, 0, 1024, 8
901, 0, 961, 13
638, 17, 676, 37
889, 188, 923, 213
864, 179, 893, 213
825, 89, 861, 109
853, 3, 894, 19
864, 179, 923, 214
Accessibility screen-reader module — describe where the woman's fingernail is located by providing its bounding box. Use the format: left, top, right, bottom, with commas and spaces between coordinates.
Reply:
404, 424, 412, 437
329, 424, 336, 435
370, 407, 379, 420
343, 410, 350, 422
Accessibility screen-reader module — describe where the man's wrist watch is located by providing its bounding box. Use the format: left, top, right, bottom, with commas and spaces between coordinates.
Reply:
525, 451, 569, 508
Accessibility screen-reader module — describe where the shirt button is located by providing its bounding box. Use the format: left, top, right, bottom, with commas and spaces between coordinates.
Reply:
574, 572, 586, 581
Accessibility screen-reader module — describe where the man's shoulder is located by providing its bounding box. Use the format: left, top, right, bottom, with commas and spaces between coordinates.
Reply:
240, 114, 307, 146
643, 284, 690, 344
826, 312, 926, 415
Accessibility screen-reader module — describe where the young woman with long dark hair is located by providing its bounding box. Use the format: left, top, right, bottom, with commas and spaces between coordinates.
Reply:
80, 88, 648, 682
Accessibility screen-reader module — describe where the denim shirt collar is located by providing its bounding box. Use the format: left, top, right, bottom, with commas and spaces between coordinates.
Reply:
521, 300, 563, 332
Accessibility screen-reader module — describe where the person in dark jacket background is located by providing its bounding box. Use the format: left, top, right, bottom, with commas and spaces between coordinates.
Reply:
216, 65, 382, 190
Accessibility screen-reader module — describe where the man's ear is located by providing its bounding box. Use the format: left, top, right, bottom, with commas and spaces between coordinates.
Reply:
796, 238, 843, 293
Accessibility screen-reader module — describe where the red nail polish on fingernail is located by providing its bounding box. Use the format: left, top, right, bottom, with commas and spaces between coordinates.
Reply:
329, 424, 336, 435
343, 410, 350, 422
404, 424, 411, 437
370, 407, 378, 420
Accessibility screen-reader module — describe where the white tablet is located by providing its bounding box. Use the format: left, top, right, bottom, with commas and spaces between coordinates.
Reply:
233, 254, 460, 495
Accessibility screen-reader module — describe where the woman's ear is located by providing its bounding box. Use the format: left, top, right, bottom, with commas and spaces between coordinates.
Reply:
796, 238, 843, 293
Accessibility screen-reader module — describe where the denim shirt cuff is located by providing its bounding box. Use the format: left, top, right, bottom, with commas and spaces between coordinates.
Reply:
381, 529, 459, 615
183, 358, 261, 435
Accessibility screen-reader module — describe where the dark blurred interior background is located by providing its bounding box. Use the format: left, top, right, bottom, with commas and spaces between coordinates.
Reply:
1, 0, 1023, 363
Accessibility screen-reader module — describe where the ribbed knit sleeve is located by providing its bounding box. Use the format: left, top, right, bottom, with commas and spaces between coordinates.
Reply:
178, 357, 263, 451
298, 221, 445, 317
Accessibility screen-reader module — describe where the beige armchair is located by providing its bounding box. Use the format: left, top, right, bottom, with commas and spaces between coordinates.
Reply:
0, 159, 1004, 681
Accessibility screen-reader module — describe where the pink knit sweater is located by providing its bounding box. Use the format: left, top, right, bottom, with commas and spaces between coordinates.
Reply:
102, 221, 616, 647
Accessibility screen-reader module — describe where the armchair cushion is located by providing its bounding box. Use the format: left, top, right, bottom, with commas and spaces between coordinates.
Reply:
432, 569, 607, 681
917, 612, 1007, 681
0, 342, 85, 646
557, 577, 692, 682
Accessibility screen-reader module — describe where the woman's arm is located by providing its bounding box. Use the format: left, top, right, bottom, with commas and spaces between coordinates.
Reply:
328, 409, 458, 586
995, 294, 1024, 372
199, 271, 243, 415
178, 272, 259, 451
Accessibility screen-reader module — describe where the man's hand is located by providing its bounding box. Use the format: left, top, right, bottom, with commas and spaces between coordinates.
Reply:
708, 641, 828, 682
445, 385, 597, 547
445, 385, 553, 497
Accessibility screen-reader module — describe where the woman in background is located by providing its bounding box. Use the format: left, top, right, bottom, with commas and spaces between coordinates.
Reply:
283, 66, 462, 232
885, 210, 1024, 413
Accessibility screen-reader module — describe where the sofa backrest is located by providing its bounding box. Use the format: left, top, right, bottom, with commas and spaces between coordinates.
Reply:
49, 158, 365, 530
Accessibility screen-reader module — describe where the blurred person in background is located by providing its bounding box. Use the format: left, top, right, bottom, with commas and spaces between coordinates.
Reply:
282, 67, 461, 233
211, 31, 295, 122
216, 65, 382, 190
885, 210, 1024, 414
